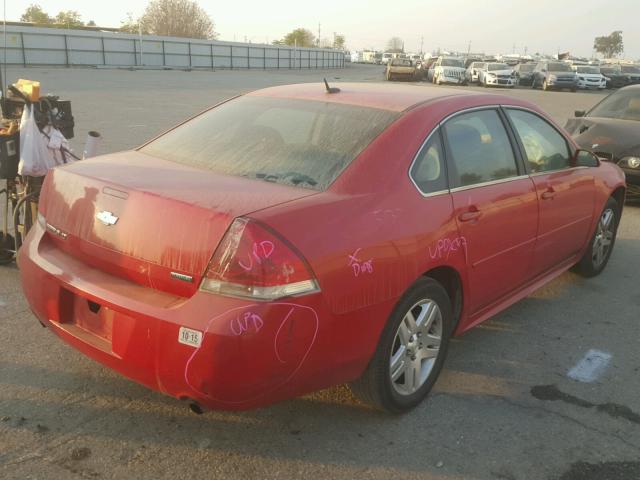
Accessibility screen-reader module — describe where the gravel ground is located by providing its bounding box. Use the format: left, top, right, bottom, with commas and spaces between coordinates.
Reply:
0, 64, 638, 480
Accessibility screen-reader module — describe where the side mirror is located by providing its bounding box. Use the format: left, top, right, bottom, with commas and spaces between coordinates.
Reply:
574, 110, 586, 118
573, 149, 600, 168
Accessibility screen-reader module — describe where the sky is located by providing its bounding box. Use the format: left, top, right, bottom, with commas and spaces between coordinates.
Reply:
9, 0, 640, 59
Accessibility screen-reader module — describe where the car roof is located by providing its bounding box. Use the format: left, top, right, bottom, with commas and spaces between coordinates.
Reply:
248, 82, 477, 112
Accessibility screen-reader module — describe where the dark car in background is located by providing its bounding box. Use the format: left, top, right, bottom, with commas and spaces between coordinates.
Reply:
600, 66, 631, 89
513, 63, 535, 86
565, 85, 640, 199
620, 65, 640, 85
532, 61, 578, 91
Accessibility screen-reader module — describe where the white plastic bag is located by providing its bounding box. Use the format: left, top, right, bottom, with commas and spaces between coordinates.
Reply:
18, 105, 73, 177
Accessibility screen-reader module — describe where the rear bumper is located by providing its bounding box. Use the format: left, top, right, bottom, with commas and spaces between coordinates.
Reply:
18, 223, 356, 410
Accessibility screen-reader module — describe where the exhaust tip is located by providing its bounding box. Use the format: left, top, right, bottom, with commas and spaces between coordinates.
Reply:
189, 402, 205, 415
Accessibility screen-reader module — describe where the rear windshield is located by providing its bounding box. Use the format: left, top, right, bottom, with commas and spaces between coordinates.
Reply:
548, 62, 572, 72
519, 64, 534, 72
441, 58, 463, 67
576, 66, 600, 74
621, 65, 640, 74
391, 59, 412, 66
141, 96, 399, 190
588, 89, 640, 121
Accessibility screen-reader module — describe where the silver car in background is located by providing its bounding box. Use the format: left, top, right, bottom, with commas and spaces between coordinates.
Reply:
432, 56, 467, 85
466, 61, 487, 84
479, 63, 516, 88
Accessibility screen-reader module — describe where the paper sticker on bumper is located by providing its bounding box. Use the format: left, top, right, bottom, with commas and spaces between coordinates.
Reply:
178, 327, 203, 348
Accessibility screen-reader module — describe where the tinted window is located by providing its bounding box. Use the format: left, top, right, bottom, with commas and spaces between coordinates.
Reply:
588, 89, 640, 121
488, 63, 509, 71
519, 64, 534, 72
548, 62, 572, 72
391, 59, 412, 66
621, 66, 640, 74
142, 96, 398, 190
410, 130, 447, 194
576, 66, 600, 74
444, 110, 518, 188
441, 58, 463, 67
506, 109, 571, 173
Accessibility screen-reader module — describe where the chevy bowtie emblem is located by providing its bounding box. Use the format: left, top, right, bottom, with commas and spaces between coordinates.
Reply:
96, 211, 119, 226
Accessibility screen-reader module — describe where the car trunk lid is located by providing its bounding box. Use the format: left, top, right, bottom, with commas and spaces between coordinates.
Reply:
40, 151, 317, 297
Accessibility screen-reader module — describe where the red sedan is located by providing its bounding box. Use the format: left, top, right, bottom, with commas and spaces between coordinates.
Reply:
19, 83, 625, 413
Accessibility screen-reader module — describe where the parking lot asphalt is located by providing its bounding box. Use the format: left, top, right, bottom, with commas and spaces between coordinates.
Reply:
1, 64, 639, 480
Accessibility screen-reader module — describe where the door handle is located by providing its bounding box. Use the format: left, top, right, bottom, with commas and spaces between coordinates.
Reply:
458, 210, 482, 222
541, 188, 555, 200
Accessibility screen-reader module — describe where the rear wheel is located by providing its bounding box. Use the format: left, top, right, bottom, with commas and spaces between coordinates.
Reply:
349, 277, 453, 413
574, 197, 619, 277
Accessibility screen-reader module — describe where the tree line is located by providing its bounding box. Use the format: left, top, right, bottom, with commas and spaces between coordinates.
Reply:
20, 2, 347, 49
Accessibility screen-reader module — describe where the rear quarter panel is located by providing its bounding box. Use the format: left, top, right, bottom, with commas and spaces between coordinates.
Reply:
250, 103, 468, 381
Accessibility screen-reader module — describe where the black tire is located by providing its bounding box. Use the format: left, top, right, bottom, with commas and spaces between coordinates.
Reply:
573, 196, 620, 277
349, 277, 453, 413
531, 78, 537, 89
571, 87, 577, 93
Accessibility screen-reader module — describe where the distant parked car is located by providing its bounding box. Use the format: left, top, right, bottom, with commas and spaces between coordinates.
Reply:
479, 63, 515, 88
464, 57, 483, 69
386, 58, 416, 81
424, 56, 439, 82
513, 63, 535, 86
381, 53, 394, 65
432, 57, 466, 85
531, 61, 578, 92
600, 66, 631, 89
465, 61, 487, 84
565, 84, 640, 199
620, 65, 640, 85
573, 65, 607, 90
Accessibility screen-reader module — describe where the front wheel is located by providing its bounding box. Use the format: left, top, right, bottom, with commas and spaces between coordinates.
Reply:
349, 277, 453, 413
573, 197, 619, 277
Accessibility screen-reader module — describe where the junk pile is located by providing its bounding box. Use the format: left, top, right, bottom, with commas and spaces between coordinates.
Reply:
0, 78, 86, 263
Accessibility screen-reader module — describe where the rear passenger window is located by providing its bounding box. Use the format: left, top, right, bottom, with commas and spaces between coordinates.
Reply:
506, 109, 571, 173
443, 109, 518, 188
410, 130, 447, 194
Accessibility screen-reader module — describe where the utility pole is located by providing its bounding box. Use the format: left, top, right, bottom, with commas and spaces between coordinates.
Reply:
420, 36, 424, 55
318, 23, 321, 47
467, 41, 471, 56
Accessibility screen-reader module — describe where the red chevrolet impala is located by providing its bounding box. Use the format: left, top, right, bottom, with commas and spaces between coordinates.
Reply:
19, 83, 625, 413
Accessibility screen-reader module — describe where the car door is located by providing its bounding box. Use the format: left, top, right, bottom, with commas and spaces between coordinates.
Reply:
442, 108, 539, 315
504, 108, 595, 276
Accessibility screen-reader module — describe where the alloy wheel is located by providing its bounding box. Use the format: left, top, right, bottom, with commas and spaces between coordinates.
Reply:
592, 208, 615, 268
389, 299, 443, 396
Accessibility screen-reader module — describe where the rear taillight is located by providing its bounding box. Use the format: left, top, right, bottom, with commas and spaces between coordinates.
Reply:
200, 218, 319, 300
